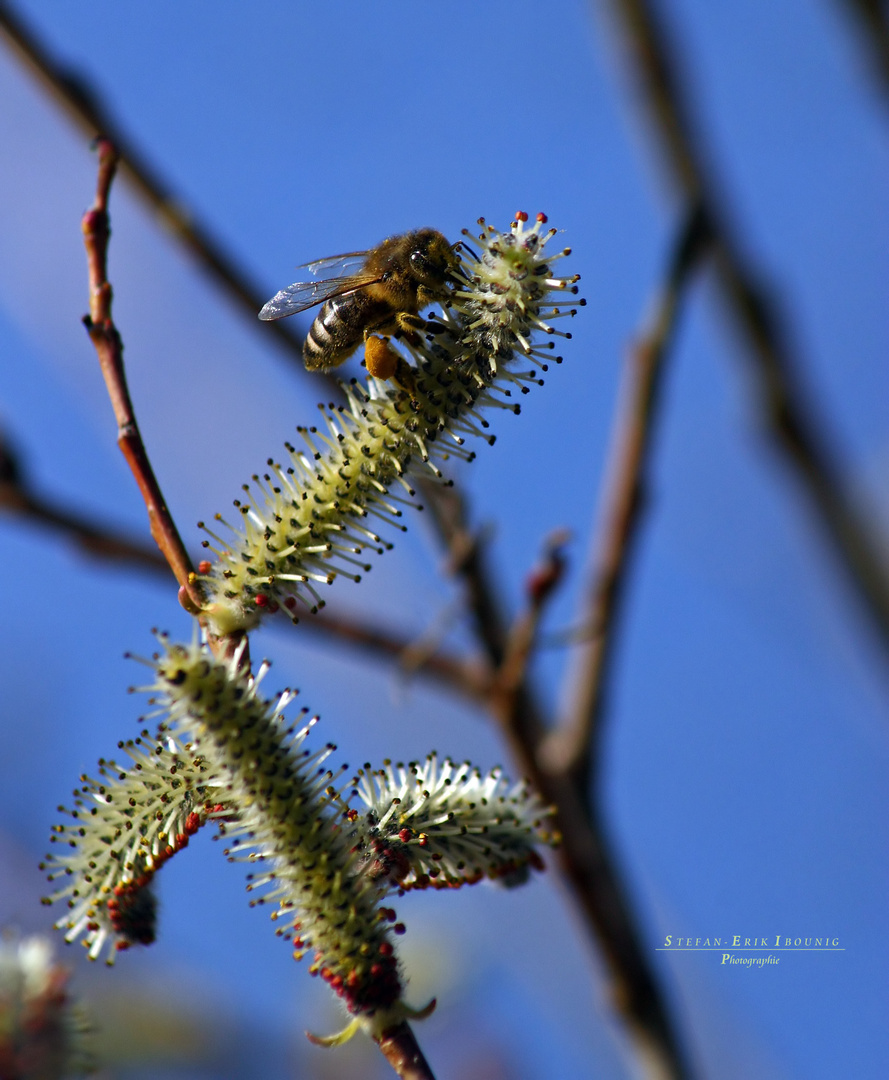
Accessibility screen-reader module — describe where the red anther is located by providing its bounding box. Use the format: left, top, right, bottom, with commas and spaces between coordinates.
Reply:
418, 834, 428, 847
515, 211, 529, 222
197, 560, 212, 574
370, 963, 383, 977
284, 597, 297, 610
536, 212, 548, 223
255, 593, 269, 607
379, 942, 393, 957
346, 971, 361, 988
115, 940, 130, 951
398, 828, 412, 843
394, 923, 406, 935
266, 600, 279, 613
185, 812, 201, 833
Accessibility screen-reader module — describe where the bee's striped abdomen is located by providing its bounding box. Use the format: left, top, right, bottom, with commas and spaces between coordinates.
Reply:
303, 292, 392, 371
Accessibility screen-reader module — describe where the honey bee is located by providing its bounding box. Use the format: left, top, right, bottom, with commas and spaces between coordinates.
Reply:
259, 228, 460, 372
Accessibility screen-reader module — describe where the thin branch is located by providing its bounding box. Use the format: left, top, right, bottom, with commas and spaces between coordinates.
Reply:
0, 0, 324, 380
419, 483, 510, 666
375, 1023, 436, 1080
493, 529, 571, 704
0, 426, 170, 571
543, 204, 711, 781
0, 482, 169, 574
288, 605, 491, 702
606, 0, 889, 652
81, 140, 200, 616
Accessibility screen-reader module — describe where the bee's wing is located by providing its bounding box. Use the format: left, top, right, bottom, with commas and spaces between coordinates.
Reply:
258, 270, 381, 321
297, 251, 371, 276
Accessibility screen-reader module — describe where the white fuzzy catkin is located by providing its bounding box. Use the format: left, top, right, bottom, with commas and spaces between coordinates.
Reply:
198, 214, 581, 635
44, 635, 557, 1034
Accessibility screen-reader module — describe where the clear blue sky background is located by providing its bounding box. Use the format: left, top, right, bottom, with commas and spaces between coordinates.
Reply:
0, 2, 887, 1078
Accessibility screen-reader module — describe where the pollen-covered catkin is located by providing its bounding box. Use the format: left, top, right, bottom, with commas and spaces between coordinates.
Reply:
199, 214, 582, 635
146, 636, 405, 1020
44, 635, 558, 1039
352, 755, 556, 891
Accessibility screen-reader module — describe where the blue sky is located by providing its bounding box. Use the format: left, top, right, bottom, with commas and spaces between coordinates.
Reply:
0, 2, 887, 1077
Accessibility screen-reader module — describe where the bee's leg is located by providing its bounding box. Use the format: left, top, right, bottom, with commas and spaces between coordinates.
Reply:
393, 312, 427, 349
364, 333, 418, 402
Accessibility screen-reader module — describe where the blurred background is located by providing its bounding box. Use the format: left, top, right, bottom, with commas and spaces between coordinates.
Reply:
0, 1, 887, 1077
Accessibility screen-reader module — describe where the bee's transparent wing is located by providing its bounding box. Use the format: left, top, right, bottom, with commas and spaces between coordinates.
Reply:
258, 270, 381, 321
298, 251, 371, 276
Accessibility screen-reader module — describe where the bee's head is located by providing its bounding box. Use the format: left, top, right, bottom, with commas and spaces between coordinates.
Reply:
409, 229, 461, 291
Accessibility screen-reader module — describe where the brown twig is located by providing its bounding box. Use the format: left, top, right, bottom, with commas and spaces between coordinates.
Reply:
375, 1023, 436, 1080
0, 0, 326, 382
606, 0, 889, 652
543, 204, 712, 782
420, 483, 510, 666
81, 139, 201, 616
494, 529, 572, 703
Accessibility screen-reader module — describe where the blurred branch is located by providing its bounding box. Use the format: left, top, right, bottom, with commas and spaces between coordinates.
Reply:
835, 0, 889, 102
287, 605, 491, 702
427, 489, 693, 1080
494, 529, 571, 705
606, 0, 889, 652
0, 0, 329, 385
0, 434, 170, 573
421, 483, 511, 666
544, 204, 712, 781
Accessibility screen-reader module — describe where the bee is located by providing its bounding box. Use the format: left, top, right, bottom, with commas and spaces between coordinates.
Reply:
259, 228, 460, 373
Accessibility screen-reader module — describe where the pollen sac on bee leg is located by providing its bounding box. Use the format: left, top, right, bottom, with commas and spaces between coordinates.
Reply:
364, 335, 401, 381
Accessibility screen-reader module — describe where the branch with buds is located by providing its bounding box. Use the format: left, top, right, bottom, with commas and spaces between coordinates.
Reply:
44, 635, 553, 1053
42, 143, 579, 1080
